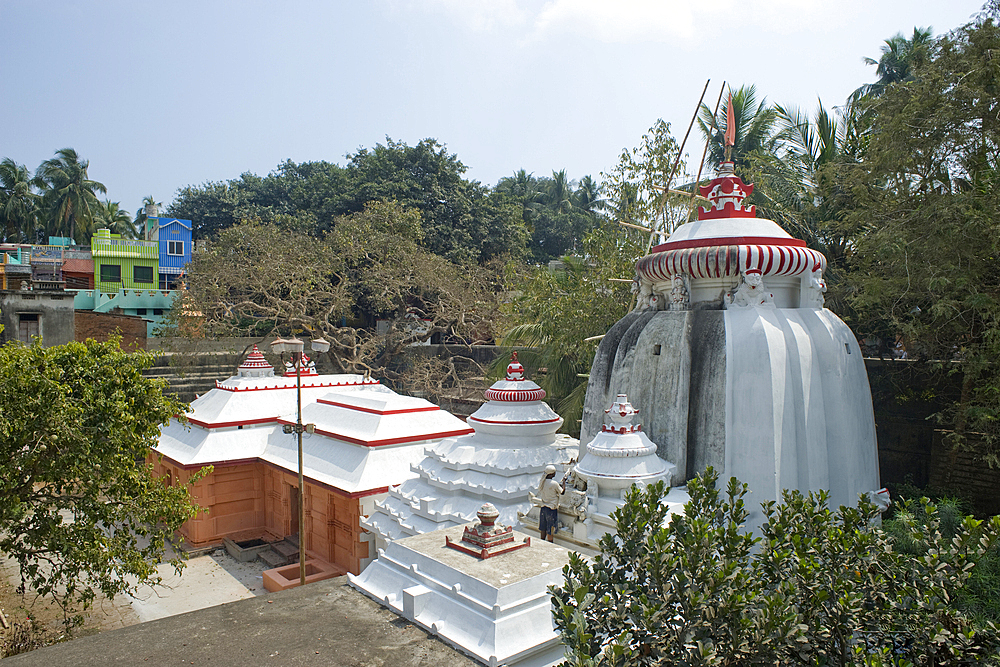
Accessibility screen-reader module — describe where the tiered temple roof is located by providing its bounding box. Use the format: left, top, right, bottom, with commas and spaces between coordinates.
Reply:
363, 353, 578, 544
154, 348, 472, 497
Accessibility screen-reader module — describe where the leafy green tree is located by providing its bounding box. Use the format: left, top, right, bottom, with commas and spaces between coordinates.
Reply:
499, 221, 640, 435
0, 338, 204, 626
167, 140, 525, 264
35, 148, 107, 244
497, 169, 599, 262
0, 158, 39, 243
844, 6, 1000, 463
167, 172, 290, 240
602, 118, 686, 237
553, 468, 1000, 666
343, 137, 525, 264
177, 204, 503, 396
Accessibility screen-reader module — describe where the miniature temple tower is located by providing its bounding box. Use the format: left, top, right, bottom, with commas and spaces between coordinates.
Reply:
364, 352, 578, 550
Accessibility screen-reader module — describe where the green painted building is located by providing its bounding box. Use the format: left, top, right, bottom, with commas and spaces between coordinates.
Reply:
91, 228, 159, 293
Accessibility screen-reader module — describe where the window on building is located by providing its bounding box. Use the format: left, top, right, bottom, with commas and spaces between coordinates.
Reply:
18, 313, 39, 342
153, 308, 163, 315
167, 241, 184, 256
134, 265, 154, 284
100, 264, 121, 283
135, 308, 147, 315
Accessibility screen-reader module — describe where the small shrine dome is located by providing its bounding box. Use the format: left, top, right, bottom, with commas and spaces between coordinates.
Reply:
363, 351, 578, 546
283, 353, 319, 377
576, 394, 675, 494
237, 345, 274, 378
467, 351, 564, 442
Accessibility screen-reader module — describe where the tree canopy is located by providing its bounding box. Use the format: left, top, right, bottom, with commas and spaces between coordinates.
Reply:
0, 338, 204, 625
844, 6, 1000, 463
174, 202, 504, 397
554, 469, 1000, 666
166, 138, 528, 265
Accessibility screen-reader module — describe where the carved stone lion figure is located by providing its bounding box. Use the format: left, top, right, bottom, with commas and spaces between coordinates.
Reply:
727, 269, 774, 308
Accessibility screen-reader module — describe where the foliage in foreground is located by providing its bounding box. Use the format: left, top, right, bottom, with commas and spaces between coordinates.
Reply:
552, 469, 1000, 666
0, 338, 205, 627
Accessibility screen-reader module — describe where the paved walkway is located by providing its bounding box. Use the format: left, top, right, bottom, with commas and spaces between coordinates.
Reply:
0, 543, 268, 634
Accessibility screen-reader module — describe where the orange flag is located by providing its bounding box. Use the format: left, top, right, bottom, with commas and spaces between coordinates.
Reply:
724, 91, 735, 149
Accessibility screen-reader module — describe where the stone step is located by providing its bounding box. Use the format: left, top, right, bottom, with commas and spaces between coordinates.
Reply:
272, 541, 300, 559
258, 548, 289, 569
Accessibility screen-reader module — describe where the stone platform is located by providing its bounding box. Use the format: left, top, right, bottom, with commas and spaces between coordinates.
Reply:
350, 524, 571, 667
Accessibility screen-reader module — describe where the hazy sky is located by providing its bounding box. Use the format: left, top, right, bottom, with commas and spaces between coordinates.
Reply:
0, 0, 985, 216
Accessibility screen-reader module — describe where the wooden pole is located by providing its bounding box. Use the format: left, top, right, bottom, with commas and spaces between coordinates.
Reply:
647, 79, 711, 253
618, 221, 652, 233
689, 82, 727, 221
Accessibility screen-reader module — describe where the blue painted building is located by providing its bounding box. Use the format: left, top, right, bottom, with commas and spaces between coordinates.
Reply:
146, 217, 192, 290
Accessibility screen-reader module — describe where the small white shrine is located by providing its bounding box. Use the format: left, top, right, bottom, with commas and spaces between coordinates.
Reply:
351, 504, 572, 667
363, 353, 578, 551
571, 394, 687, 545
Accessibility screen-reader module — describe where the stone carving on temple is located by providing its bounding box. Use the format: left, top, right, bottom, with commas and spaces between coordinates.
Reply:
801, 265, 827, 309
632, 275, 654, 312
726, 269, 774, 308
668, 275, 689, 311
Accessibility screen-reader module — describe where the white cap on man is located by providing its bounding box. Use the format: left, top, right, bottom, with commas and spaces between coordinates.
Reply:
544, 464, 556, 474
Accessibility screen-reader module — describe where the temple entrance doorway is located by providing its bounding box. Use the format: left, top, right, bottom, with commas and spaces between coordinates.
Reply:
288, 484, 300, 538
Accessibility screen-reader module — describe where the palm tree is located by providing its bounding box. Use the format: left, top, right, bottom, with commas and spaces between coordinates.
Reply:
546, 169, 574, 215
850, 27, 935, 103
575, 175, 604, 215
0, 158, 39, 242
35, 148, 107, 244
697, 84, 779, 173
96, 200, 139, 238
496, 170, 545, 232
134, 194, 163, 239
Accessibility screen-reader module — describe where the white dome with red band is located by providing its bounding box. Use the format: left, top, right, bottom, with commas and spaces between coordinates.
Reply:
636, 161, 826, 284
482, 351, 547, 402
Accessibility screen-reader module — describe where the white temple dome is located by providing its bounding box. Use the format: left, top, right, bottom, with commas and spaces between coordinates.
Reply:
237, 345, 274, 378
363, 352, 578, 547
576, 394, 674, 493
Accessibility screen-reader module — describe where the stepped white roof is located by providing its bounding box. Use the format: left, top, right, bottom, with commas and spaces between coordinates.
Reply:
350, 524, 570, 667
154, 351, 473, 497
364, 353, 578, 543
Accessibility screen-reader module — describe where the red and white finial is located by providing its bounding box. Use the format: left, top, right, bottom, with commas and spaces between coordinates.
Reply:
238, 344, 274, 377
697, 162, 756, 220
506, 351, 525, 381
482, 351, 546, 402
603, 393, 642, 435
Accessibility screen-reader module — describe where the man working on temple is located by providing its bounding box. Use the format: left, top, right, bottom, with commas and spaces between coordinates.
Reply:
537, 464, 564, 542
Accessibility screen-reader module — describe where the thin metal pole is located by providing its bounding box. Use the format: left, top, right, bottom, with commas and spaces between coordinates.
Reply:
296, 353, 306, 587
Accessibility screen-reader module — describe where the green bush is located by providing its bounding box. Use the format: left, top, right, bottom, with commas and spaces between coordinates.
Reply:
552, 468, 1000, 666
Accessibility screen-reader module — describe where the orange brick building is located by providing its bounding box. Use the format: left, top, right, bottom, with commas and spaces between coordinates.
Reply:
152, 347, 472, 575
